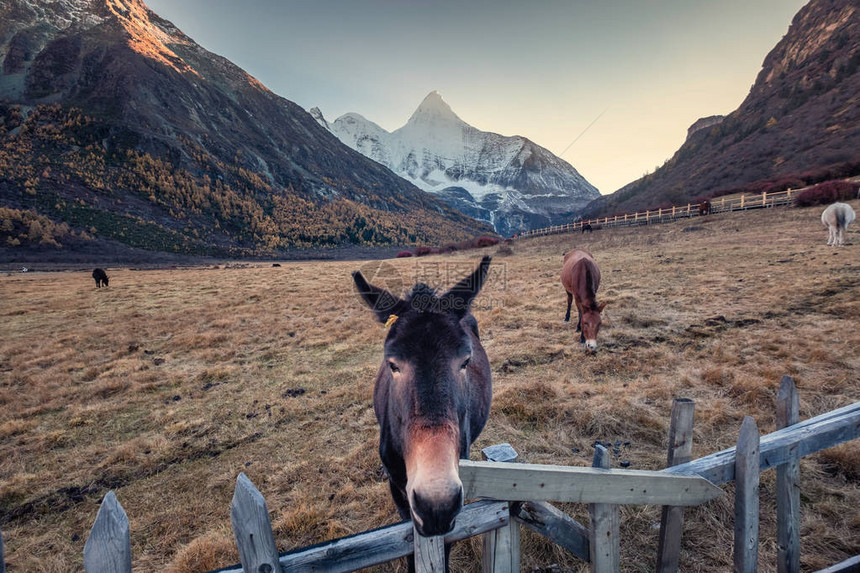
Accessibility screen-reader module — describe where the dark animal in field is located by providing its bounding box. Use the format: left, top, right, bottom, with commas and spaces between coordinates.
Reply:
353, 256, 493, 571
699, 200, 712, 216
561, 249, 606, 352
821, 202, 855, 247
581, 223, 594, 233
92, 268, 109, 288
272, 263, 281, 267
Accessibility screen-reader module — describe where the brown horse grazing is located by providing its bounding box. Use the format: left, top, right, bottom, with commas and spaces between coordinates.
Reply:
561, 249, 606, 352
699, 200, 712, 216
353, 256, 493, 570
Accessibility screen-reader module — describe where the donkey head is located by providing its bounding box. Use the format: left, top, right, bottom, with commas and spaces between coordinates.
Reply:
353, 256, 491, 536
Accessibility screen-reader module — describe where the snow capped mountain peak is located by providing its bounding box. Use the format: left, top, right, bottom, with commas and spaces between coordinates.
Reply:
405, 91, 465, 127
312, 93, 600, 236
338, 111, 375, 124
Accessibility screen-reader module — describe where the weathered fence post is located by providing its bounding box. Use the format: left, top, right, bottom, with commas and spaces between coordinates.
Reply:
83, 491, 132, 573
656, 398, 696, 573
414, 528, 445, 573
589, 445, 619, 573
482, 519, 517, 573
777, 376, 800, 573
481, 444, 520, 573
230, 473, 281, 573
733, 417, 760, 573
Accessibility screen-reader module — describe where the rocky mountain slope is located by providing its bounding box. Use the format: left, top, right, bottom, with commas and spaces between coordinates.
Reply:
582, 0, 860, 218
0, 0, 491, 257
312, 91, 600, 236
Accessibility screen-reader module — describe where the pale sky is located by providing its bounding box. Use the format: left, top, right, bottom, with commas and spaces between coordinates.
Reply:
145, 0, 809, 194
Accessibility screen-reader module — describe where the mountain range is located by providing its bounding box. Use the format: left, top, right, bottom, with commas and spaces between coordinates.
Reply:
583, 0, 860, 218
0, 0, 492, 258
311, 91, 600, 236
2, 0, 857, 256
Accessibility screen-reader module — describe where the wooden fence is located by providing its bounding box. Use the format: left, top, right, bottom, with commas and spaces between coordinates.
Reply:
1, 375, 857, 573
516, 189, 796, 239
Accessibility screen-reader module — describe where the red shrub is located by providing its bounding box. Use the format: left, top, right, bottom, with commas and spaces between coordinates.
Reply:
763, 177, 805, 194
414, 246, 433, 257
710, 187, 742, 199
396, 250, 413, 258
794, 180, 858, 207
473, 236, 500, 248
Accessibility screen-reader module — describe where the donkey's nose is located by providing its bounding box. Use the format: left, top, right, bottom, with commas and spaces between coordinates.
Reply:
410, 484, 463, 537
585, 339, 597, 352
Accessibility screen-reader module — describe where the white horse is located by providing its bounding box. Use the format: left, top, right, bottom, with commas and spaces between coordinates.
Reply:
821, 202, 855, 247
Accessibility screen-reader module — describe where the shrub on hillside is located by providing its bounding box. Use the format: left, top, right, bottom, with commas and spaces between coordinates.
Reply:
706, 157, 860, 201
798, 159, 860, 185
408, 235, 501, 257
794, 180, 859, 207
0, 207, 83, 248
396, 250, 413, 258
762, 177, 805, 194
473, 236, 500, 248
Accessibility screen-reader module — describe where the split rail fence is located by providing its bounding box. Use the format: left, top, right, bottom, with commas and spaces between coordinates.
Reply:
517, 189, 797, 239
1, 375, 857, 573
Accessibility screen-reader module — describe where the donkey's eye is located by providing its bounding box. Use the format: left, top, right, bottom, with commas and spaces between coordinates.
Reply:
460, 357, 471, 370
388, 361, 400, 374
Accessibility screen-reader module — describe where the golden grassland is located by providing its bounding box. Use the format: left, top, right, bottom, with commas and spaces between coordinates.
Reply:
1, 201, 858, 572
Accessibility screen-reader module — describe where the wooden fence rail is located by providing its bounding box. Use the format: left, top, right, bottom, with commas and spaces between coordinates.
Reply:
515, 189, 796, 239
661, 398, 860, 485
1, 376, 857, 573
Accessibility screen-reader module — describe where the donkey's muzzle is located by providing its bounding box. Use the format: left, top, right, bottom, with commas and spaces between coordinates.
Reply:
410, 484, 463, 537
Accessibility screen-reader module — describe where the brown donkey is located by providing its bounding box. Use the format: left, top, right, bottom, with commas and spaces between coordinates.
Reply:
353, 256, 493, 571
561, 249, 606, 352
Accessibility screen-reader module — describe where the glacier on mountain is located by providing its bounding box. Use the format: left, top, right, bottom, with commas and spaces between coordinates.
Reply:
310, 91, 600, 236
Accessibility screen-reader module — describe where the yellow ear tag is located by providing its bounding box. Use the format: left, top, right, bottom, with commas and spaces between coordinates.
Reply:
384, 314, 399, 328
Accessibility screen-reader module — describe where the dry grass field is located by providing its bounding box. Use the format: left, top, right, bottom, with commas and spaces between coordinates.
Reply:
1, 201, 858, 572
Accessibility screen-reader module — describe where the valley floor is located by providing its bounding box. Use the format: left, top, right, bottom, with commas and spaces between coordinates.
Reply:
0, 201, 857, 572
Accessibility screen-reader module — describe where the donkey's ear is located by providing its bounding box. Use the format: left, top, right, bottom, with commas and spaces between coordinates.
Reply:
353, 271, 404, 323
442, 256, 492, 317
